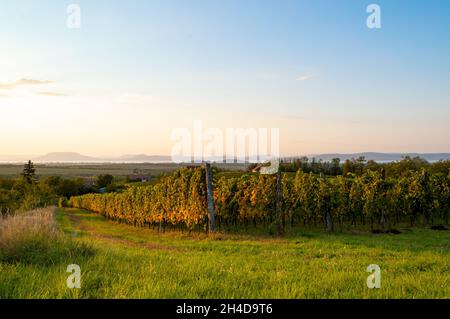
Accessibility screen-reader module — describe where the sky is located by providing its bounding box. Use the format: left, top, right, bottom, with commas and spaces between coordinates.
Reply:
1, 0, 450, 158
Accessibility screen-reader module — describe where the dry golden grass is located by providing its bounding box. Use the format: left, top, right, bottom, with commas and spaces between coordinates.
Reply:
0, 207, 93, 265
0, 207, 57, 236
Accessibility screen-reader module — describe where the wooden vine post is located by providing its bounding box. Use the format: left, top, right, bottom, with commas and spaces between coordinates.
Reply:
205, 162, 217, 233
420, 169, 431, 226
275, 164, 284, 235
380, 168, 387, 231
321, 173, 334, 233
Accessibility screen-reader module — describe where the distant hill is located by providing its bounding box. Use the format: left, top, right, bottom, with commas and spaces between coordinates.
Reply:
33, 152, 99, 162
31, 153, 173, 163
306, 152, 450, 163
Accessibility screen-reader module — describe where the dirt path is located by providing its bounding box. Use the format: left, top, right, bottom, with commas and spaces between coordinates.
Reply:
65, 211, 184, 252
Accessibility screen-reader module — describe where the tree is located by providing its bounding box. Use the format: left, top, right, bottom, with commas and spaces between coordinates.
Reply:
343, 157, 366, 176
330, 158, 342, 176
96, 174, 114, 189
365, 160, 381, 173
22, 160, 36, 184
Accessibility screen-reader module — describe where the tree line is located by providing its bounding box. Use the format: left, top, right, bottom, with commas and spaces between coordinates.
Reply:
278, 156, 450, 178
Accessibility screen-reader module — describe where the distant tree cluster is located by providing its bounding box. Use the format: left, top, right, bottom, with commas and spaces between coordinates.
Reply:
342, 156, 450, 178
279, 156, 450, 178
0, 161, 100, 214
280, 157, 343, 175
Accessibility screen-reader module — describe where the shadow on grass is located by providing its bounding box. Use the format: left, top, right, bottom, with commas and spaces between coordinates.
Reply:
287, 227, 450, 255
62, 208, 450, 255
0, 235, 95, 267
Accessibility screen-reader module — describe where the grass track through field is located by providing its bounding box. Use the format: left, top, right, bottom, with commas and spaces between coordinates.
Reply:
65, 211, 185, 252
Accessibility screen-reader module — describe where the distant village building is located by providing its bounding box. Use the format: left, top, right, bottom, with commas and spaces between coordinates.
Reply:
128, 169, 151, 183
83, 178, 96, 188
251, 162, 269, 173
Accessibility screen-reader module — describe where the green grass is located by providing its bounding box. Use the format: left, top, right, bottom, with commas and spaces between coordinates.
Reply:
0, 208, 449, 299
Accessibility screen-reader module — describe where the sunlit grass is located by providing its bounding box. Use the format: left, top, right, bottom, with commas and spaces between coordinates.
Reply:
0, 208, 448, 299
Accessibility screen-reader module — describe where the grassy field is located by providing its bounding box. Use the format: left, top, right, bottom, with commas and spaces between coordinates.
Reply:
1, 208, 449, 299
0, 163, 185, 179
0, 163, 247, 179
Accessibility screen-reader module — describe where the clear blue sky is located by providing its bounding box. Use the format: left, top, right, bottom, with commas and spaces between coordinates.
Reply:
1, 0, 450, 157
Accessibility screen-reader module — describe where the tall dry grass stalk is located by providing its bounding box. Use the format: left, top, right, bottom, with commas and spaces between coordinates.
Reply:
0, 207, 59, 244
1, 207, 93, 265
0, 206, 80, 264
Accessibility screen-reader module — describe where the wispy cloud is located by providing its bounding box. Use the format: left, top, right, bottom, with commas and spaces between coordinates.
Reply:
0, 78, 54, 90
36, 91, 67, 97
296, 74, 317, 82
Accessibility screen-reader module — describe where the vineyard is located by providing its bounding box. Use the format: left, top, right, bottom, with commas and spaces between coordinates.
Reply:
69, 167, 450, 233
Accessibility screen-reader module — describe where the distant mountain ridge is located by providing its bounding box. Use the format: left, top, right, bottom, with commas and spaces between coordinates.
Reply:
31, 152, 172, 163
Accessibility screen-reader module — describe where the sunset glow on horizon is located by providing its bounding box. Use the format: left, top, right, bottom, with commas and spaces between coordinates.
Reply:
1, 0, 450, 158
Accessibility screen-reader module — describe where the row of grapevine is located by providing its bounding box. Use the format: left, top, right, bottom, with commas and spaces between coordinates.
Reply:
70, 168, 450, 231
70, 168, 208, 230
